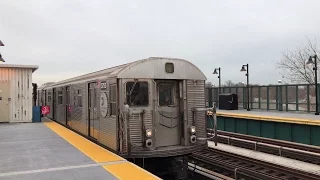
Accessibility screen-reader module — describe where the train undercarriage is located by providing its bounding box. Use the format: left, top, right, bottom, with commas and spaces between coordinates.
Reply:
128, 155, 189, 180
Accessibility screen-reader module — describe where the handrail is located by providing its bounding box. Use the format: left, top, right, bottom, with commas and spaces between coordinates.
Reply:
206, 84, 319, 113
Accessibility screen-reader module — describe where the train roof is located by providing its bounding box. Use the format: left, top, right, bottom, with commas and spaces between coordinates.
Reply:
43, 57, 206, 88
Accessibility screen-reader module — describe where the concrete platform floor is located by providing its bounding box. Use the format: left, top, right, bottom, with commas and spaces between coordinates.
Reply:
217, 109, 320, 121
0, 123, 117, 180
0, 122, 159, 180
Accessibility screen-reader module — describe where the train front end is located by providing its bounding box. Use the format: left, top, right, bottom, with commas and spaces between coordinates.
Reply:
117, 57, 217, 179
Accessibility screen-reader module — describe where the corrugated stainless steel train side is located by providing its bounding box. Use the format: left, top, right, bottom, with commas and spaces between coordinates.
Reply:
38, 57, 210, 159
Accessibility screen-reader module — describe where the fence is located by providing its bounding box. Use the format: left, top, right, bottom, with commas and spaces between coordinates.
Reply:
206, 84, 320, 113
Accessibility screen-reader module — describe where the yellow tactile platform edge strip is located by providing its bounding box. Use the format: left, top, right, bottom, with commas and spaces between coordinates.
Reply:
43, 120, 161, 180
216, 112, 320, 126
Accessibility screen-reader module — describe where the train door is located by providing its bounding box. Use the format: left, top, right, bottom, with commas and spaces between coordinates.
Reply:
155, 80, 181, 147
66, 86, 71, 126
52, 88, 56, 120
88, 82, 98, 139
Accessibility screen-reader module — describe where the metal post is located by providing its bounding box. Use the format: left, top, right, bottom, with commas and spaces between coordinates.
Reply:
307, 84, 310, 112
218, 67, 221, 95
258, 86, 261, 109
213, 67, 221, 108
315, 55, 319, 115
218, 68, 221, 109
307, 55, 319, 115
208, 88, 213, 107
213, 104, 217, 146
246, 64, 250, 111
267, 86, 270, 110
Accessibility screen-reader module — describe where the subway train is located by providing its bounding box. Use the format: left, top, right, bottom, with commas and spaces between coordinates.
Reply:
37, 57, 215, 179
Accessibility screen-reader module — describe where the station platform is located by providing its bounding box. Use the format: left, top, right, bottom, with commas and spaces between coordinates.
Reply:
211, 109, 320, 146
217, 109, 320, 126
0, 120, 160, 180
207, 141, 320, 176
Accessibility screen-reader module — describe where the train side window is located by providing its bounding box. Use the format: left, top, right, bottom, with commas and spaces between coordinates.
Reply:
48, 92, 52, 103
44, 90, 47, 105
159, 84, 174, 106
58, 90, 63, 104
126, 82, 149, 107
78, 89, 82, 107
110, 84, 116, 116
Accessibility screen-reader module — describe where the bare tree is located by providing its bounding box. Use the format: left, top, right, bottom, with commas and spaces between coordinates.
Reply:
205, 81, 213, 88
224, 80, 235, 87
234, 82, 246, 87
277, 37, 319, 84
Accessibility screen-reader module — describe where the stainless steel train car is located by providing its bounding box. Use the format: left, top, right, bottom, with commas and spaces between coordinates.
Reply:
39, 57, 215, 179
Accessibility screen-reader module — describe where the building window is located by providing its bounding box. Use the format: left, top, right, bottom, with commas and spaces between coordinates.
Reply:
78, 89, 82, 107
110, 84, 117, 116
126, 82, 149, 106
58, 90, 63, 104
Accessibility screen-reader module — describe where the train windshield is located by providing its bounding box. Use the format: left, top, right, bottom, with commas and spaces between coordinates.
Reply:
159, 84, 174, 106
126, 82, 149, 106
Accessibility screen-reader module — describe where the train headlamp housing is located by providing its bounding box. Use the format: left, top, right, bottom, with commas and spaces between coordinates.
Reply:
207, 110, 213, 116
190, 126, 196, 134
190, 135, 196, 143
146, 129, 152, 137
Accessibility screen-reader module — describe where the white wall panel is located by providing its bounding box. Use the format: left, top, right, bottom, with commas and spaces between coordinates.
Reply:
0, 67, 34, 122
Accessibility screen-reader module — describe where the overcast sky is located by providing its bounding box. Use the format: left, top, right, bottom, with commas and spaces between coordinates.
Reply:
1, 0, 320, 86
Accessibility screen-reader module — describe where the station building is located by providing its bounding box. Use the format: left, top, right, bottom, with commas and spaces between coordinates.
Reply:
0, 64, 38, 122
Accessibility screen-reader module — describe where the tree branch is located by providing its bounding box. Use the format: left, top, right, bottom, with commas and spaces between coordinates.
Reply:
276, 37, 319, 84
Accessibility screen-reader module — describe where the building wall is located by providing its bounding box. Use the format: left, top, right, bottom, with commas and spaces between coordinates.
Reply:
0, 68, 33, 122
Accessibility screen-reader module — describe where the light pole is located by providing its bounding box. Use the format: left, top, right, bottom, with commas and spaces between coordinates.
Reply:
240, 64, 250, 111
0, 40, 5, 62
306, 54, 319, 115
212, 67, 221, 95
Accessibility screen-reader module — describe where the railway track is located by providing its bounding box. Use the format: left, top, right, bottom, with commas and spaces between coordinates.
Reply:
190, 148, 320, 180
188, 162, 234, 180
208, 129, 320, 165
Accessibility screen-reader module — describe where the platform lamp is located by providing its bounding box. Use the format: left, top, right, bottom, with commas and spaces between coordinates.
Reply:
306, 54, 319, 115
240, 64, 250, 111
212, 67, 221, 95
0, 40, 5, 62
0, 54, 4, 63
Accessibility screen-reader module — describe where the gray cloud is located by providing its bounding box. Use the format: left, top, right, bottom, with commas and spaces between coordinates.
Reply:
1, 0, 320, 85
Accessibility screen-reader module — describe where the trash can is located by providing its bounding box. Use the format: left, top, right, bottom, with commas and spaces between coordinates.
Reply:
32, 106, 42, 122
219, 93, 238, 110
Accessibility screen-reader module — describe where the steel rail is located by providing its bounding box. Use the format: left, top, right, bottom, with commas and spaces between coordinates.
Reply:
191, 148, 320, 180
214, 130, 320, 153
207, 129, 320, 165
188, 163, 234, 180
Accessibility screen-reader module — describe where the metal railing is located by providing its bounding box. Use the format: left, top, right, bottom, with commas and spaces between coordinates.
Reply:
206, 84, 320, 113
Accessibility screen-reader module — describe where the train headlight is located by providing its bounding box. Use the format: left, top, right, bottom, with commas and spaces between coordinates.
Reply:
190, 126, 196, 134
146, 139, 153, 148
146, 129, 152, 137
190, 135, 196, 143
